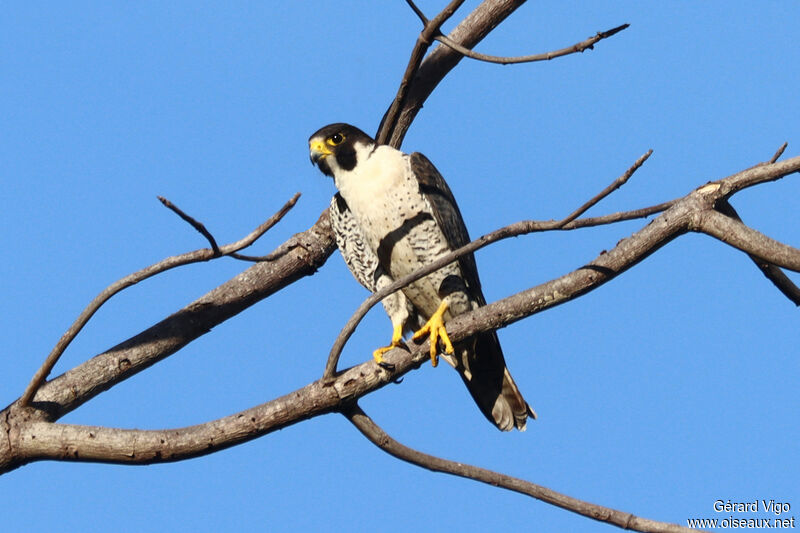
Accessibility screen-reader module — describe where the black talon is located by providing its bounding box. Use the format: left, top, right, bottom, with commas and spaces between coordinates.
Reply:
378, 361, 396, 371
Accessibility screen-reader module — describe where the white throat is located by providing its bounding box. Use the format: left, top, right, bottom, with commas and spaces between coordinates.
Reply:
332, 143, 408, 213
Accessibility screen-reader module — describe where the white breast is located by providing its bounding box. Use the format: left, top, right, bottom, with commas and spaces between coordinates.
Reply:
333, 143, 461, 318
334, 144, 418, 246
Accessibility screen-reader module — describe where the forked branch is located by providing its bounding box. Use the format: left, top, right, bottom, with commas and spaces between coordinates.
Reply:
379, 0, 528, 147
18, 193, 300, 407
380, 0, 627, 148
434, 23, 629, 65
710, 143, 800, 305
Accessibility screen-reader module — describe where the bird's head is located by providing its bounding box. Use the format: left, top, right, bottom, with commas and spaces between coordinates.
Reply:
308, 123, 374, 178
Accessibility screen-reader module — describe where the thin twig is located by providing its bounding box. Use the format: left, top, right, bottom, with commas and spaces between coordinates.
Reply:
739, 141, 789, 174
158, 196, 220, 254
226, 193, 303, 261
344, 404, 700, 533
230, 234, 310, 263
435, 23, 629, 65
18, 193, 301, 407
220, 193, 301, 252
227, 253, 269, 262
564, 200, 674, 227
556, 149, 652, 227
404, 0, 428, 25
376, 0, 466, 146
770, 142, 788, 163
323, 151, 654, 377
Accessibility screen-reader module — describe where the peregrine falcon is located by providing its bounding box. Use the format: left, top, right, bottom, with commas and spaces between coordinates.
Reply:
309, 123, 535, 431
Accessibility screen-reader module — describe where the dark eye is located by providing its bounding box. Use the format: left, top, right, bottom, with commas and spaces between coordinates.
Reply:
329, 133, 344, 146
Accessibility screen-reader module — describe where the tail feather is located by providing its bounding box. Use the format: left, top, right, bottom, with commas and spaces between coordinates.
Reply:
453, 331, 534, 431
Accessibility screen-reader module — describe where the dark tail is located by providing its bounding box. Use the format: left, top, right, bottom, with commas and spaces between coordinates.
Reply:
453, 331, 535, 431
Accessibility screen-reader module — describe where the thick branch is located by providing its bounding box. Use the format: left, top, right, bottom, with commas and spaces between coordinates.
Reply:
693, 209, 800, 272
4, 332, 419, 472
377, 0, 466, 146
344, 404, 698, 533
714, 199, 800, 305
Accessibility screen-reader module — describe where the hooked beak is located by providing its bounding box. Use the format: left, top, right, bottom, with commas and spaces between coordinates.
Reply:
309, 139, 331, 166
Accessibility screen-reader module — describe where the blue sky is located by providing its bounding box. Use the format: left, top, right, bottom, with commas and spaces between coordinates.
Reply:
3, 1, 798, 531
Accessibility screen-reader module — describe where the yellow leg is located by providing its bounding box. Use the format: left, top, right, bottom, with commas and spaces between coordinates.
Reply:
373, 322, 404, 365
412, 300, 454, 367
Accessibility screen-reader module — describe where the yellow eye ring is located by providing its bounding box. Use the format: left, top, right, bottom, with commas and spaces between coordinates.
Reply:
328, 133, 345, 146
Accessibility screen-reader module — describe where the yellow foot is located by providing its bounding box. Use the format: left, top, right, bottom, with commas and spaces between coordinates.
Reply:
372, 322, 404, 367
412, 300, 454, 367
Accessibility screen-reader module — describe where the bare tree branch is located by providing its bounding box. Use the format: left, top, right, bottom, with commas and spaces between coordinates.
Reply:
344, 404, 700, 533
693, 208, 800, 272
714, 200, 800, 305
712, 157, 800, 199
404, 0, 429, 25
158, 196, 221, 254
376, 0, 466, 146
434, 23, 629, 65
18, 193, 302, 408
227, 194, 303, 261
379, 0, 528, 147
14, 206, 334, 419
381, 1, 626, 148
4, 156, 798, 485
431, 158, 800, 351
770, 142, 788, 164
3, 1, 795, 526
571, 200, 676, 226
557, 149, 652, 227
706, 143, 800, 305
